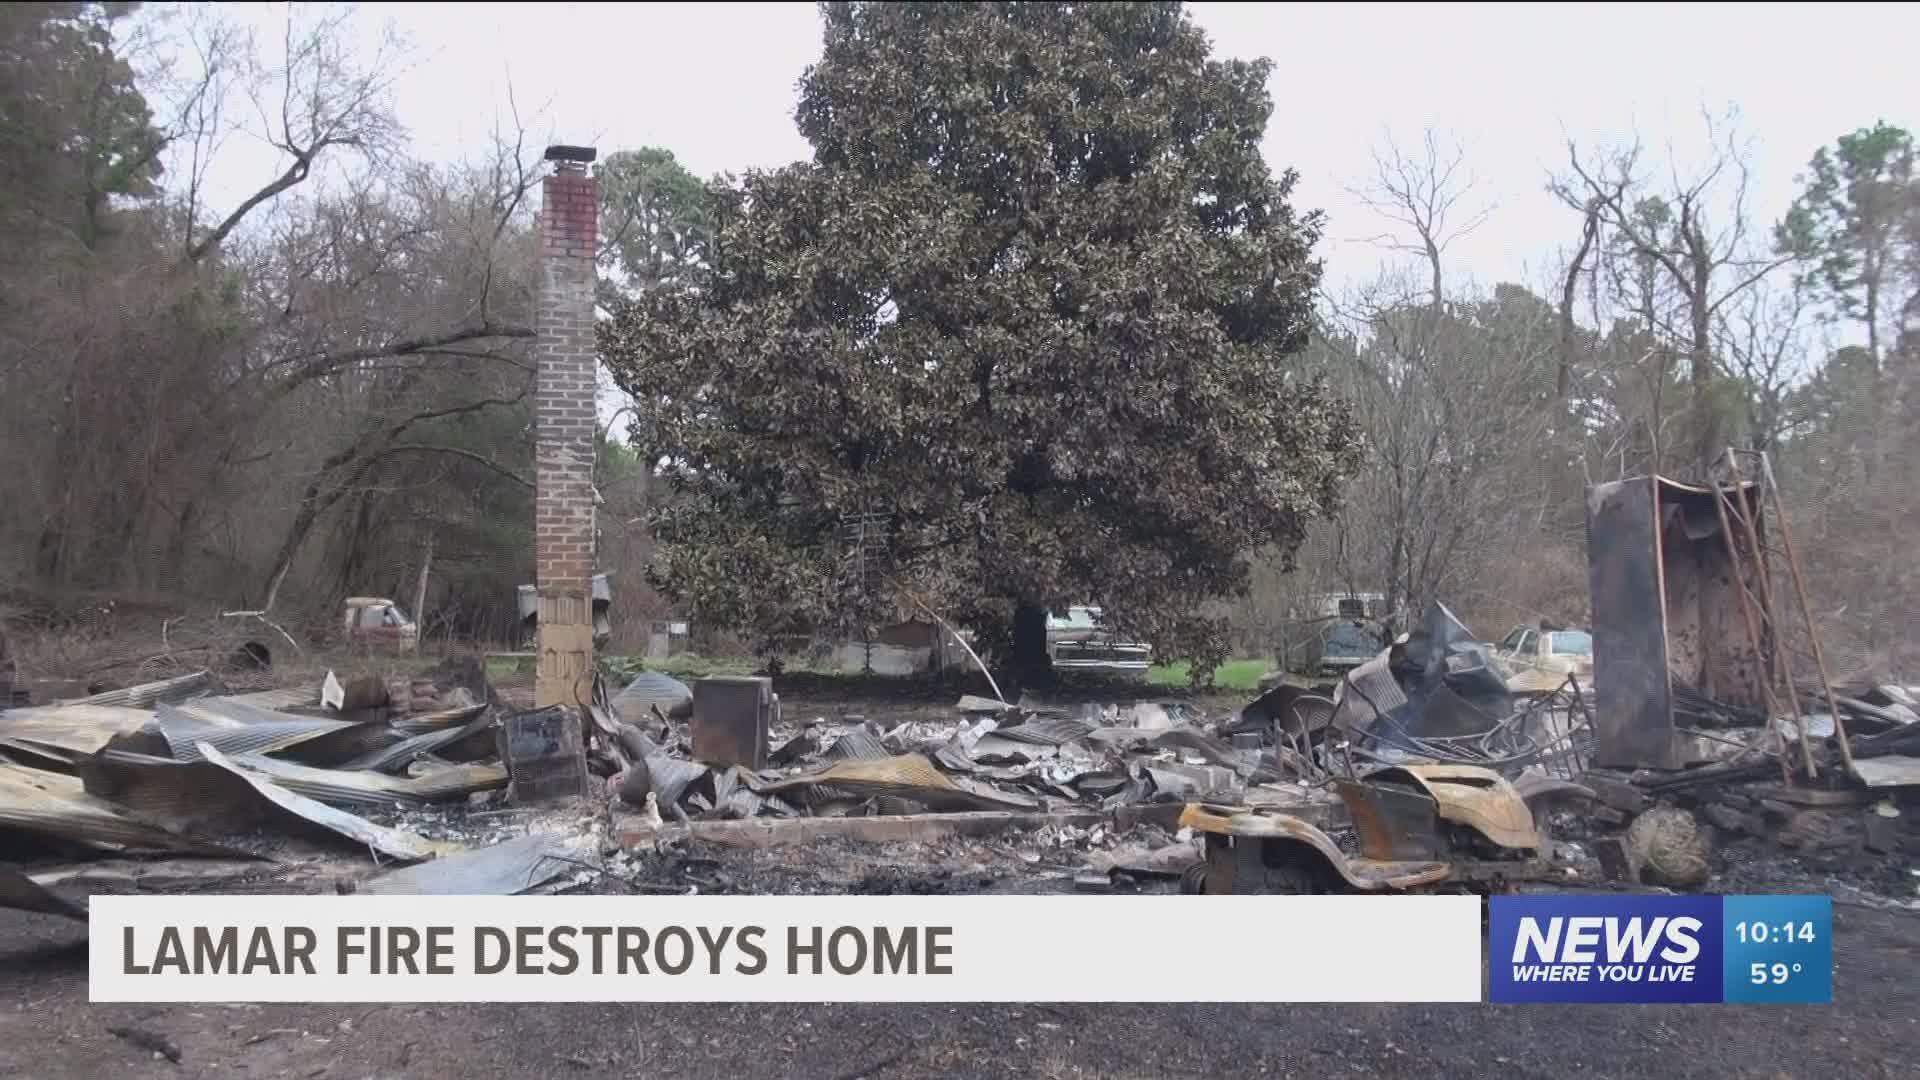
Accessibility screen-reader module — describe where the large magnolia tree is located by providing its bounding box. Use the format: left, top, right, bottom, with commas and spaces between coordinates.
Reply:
600, 1, 1360, 678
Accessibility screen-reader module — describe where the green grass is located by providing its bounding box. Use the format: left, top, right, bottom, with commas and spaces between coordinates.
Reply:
1147, 657, 1270, 691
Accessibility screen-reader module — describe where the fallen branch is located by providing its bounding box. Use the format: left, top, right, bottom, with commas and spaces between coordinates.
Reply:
891, 580, 1004, 704
219, 609, 303, 655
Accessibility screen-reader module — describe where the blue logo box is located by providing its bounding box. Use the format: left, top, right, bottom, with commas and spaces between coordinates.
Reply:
1489, 895, 1833, 1004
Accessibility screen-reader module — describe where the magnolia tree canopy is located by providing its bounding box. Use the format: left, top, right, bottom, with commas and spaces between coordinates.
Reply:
600, 1, 1361, 676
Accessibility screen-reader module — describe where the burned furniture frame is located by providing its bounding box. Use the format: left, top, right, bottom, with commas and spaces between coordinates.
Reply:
1178, 764, 1547, 895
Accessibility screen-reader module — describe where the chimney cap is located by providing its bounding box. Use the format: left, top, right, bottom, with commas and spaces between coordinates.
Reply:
544, 144, 598, 165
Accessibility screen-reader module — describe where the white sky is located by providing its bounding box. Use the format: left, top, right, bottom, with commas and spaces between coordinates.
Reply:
174, 1, 1917, 420
188, 2, 1918, 290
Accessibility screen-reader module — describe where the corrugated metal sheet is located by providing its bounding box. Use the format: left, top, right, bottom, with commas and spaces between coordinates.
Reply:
993, 718, 1097, 746
624, 754, 708, 811
1084, 726, 1246, 770
613, 671, 693, 725
0, 864, 87, 921
55, 670, 212, 709
155, 702, 361, 761
392, 702, 488, 737
221, 686, 323, 711
0, 760, 253, 857
0, 704, 155, 764
206, 748, 506, 807
342, 709, 496, 773
1332, 651, 1406, 737
359, 832, 582, 895
196, 744, 440, 861
824, 730, 889, 761
763, 754, 1039, 812
78, 749, 272, 835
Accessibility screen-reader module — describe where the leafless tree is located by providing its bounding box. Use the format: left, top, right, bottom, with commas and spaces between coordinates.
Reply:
1716, 274, 1815, 454
1552, 107, 1796, 472
1349, 129, 1495, 308
182, 4, 408, 262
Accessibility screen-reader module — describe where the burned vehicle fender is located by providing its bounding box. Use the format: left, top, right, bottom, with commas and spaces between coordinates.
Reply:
1177, 804, 1450, 892
1363, 765, 1542, 851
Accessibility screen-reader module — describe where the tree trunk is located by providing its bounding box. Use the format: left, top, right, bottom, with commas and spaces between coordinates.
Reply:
410, 533, 434, 652
1558, 205, 1600, 404
1012, 602, 1053, 687
1689, 287, 1719, 475
1866, 278, 1880, 369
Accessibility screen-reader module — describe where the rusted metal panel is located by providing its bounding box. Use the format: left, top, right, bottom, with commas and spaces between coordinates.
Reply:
1657, 480, 1768, 709
1183, 809, 1451, 893
1335, 777, 1441, 861
1587, 477, 1680, 769
1587, 476, 1773, 770
1368, 765, 1543, 851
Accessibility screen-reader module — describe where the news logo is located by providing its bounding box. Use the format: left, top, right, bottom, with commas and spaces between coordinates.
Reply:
1491, 895, 1722, 1003
1489, 895, 1832, 1004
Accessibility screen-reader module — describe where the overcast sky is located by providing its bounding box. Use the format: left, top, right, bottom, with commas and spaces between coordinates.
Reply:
191, 1, 1918, 295
172, 0, 1914, 431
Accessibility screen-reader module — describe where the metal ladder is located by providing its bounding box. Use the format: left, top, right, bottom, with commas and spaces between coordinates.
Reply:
1708, 448, 1852, 780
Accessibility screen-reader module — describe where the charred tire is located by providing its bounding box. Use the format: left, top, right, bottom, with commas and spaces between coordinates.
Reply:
1180, 860, 1209, 895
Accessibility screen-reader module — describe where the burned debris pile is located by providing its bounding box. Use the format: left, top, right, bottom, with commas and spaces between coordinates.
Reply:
0, 449, 1909, 911
0, 661, 519, 916
599, 675, 1269, 825
1184, 456, 1917, 900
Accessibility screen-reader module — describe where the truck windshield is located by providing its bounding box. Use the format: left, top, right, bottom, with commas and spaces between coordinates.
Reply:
1325, 622, 1381, 656
1547, 631, 1592, 656
1047, 607, 1101, 631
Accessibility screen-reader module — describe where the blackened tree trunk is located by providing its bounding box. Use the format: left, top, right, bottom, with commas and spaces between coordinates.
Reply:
1012, 602, 1053, 687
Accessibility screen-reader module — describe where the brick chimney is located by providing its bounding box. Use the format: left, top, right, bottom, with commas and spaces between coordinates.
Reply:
534, 145, 599, 709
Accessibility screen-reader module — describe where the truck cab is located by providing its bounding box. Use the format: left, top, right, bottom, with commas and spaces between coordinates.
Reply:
343, 597, 418, 652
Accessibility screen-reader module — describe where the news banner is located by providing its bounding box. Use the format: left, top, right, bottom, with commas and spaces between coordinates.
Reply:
89, 892, 1832, 1004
